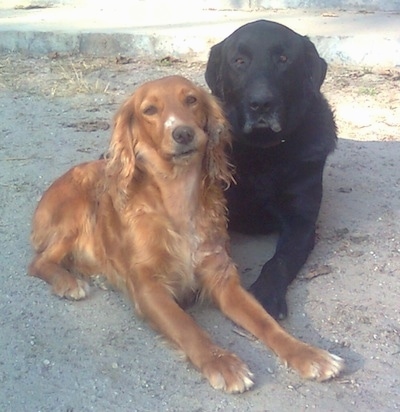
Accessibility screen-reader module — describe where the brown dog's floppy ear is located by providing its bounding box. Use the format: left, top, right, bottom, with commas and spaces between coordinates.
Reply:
303, 36, 328, 93
105, 97, 136, 206
202, 91, 234, 189
205, 41, 225, 99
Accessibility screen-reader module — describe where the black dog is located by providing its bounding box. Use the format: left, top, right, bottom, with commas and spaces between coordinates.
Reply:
205, 20, 337, 320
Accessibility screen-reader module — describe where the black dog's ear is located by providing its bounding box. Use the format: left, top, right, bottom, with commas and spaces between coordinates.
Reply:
303, 36, 327, 93
205, 41, 225, 99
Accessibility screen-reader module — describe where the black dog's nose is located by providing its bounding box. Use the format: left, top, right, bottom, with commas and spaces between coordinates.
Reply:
250, 100, 270, 112
249, 96, 273, 113
172, 126, 195, 144
249, 90, 274, 113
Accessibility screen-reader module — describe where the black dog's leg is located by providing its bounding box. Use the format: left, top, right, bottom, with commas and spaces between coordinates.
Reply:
249, 221, 316, 319
249, 163, 325, 320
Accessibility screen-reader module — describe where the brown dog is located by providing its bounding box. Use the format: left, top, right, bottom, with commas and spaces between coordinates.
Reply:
29, 75, 343, 393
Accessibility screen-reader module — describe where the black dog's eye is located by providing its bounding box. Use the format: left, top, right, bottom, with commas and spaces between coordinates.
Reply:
143, 105, 157, 115
234, 56, 247, 68
185, 95, 197, 105
278, 55, 288, 63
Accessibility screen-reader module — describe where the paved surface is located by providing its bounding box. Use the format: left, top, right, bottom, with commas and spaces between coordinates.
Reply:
1, 4, 400, 412
1, 56, 400, 412
0, 3, 400, 66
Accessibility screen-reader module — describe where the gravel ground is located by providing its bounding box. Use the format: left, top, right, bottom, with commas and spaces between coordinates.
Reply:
0, 54, 399, 411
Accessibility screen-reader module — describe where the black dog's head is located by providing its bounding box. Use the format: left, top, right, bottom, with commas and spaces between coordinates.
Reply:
205, 20, 327, 148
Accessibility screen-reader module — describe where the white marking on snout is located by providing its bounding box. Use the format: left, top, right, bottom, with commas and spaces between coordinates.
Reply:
164, 116, 176, 129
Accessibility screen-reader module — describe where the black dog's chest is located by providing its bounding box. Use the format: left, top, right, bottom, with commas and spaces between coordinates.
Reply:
232, 143, 294, 187
226, 144, 294, 233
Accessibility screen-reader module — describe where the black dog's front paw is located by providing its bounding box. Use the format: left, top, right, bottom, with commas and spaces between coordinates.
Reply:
249, 274, 288, 320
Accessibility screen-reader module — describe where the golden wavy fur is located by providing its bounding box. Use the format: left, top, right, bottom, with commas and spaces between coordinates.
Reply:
29, 75, 343, 392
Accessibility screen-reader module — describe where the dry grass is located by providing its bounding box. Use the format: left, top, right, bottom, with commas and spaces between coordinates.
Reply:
0, 53, 207, 98
0, 54, 113, 97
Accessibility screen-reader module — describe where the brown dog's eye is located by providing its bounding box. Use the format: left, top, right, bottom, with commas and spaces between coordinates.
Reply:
185, 95, 197, 105
143, 105, 157, 115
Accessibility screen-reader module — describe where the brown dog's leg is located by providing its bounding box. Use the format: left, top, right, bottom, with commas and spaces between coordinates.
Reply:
201, 256, 344, 381
127, 276, 254, 393
29, 240, 88, 300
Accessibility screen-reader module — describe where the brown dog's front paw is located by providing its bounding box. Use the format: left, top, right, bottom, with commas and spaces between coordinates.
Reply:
52, 277, 89, 300
285, 344, 344, 381
202, 350, 254, 393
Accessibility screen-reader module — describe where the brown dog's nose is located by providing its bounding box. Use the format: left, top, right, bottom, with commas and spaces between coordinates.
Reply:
172, 125, 195, 145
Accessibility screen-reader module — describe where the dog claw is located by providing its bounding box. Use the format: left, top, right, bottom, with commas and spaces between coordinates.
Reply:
53, 278, 89, 300
209, 370, 254, 394
311, 352, 345, 381
203, 351, 254, 393
286, 345, 345, 382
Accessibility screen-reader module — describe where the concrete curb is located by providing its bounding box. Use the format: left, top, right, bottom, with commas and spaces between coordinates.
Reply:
1, 6, 399, 66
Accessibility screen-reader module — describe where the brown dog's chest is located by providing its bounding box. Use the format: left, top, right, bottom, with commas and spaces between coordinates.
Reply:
95, 176, 218, 300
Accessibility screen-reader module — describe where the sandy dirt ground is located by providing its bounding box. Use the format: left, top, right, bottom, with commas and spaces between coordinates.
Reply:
0, 54, 399, 412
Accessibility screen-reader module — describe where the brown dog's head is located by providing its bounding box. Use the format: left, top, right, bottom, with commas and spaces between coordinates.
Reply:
106, 76, 233, 203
